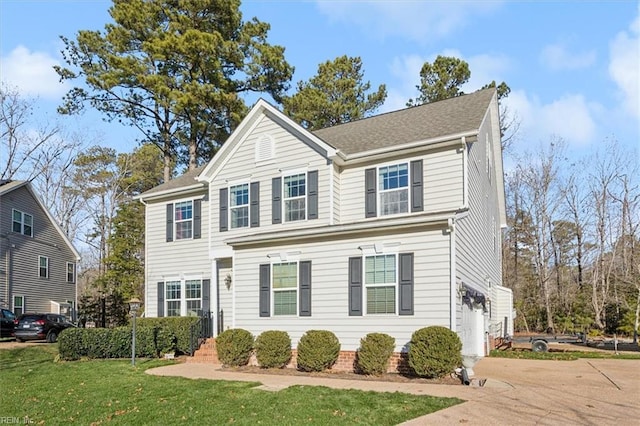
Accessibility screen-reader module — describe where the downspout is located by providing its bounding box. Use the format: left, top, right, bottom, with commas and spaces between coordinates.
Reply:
328, 161, 334, 226
448, 218, 456, 332
212, 259, 219, 337
461, 137, 469, 209
139, 198, 149, 314
231, 251, 236, 329
1, 234, 10, 309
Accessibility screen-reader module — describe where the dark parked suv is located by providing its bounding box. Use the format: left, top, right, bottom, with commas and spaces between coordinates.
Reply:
1, 309, 16, 338
14, 313, 75, 343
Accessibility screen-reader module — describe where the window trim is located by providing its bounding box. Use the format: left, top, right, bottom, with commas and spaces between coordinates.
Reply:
164, 277, 203, 317
38, 256, 49, 279
13, 295, 24, 316
229, 182, 250, 229
363, 253, 399, 315
377, 162, 410, 217
173, 199, 194, 240
66, 262, 76, 283
12, 209, 33, 237
271, 261, 299, 316
282, 171, 307, 223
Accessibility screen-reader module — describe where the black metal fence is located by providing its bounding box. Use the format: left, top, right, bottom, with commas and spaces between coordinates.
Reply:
188, 311, 214, 355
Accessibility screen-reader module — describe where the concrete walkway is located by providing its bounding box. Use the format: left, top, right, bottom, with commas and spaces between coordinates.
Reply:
146, 357, 640, 425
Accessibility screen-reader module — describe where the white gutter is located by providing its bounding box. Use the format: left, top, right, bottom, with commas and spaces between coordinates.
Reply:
135, 183, 205, 202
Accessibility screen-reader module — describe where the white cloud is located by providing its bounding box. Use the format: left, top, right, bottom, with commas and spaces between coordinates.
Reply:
505, 90, 598, 146
608, 11, 640, 119
539, 42, 596, 70
315, 1, 503, 43
0, 45, 67, 99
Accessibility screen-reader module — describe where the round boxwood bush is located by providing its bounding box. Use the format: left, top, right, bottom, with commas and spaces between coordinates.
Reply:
296, 330, 340, 372
216, 328, 254, 367
255, 330, 292, 368
356, 332, 395, 375
408, 326, 462, 378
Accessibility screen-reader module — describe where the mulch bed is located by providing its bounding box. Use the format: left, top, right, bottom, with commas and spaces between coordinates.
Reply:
222, 364, 462, 385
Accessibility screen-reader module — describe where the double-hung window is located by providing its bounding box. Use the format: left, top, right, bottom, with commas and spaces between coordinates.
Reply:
365, 254, 397, 314
39, 256, 49, 278
66, 262, 76, 283
379, 163, 409, 216
185, 280, 202, 316
13, 296, 24, 316
165, 281, 182, 317
13, 209, 33, 237
272, 262, 297, 315
284, 174, 306, 222
174, 201, 193, 239
230, 184, 249, 228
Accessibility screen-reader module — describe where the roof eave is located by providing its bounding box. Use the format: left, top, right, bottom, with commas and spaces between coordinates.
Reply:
135, 183, 206, 202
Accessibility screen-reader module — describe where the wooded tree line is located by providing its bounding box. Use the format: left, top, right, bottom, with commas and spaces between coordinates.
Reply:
1, 0, 637, 335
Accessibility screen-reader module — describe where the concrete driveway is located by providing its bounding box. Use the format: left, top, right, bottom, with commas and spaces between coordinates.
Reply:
413, 357, 640, 425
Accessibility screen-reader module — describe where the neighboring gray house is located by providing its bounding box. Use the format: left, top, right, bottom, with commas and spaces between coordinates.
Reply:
138, 89, 513, 366
0, 181, 80, 319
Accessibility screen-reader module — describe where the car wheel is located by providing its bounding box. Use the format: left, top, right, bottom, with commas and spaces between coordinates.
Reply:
46, 331, 58, 343
531, 340, 549, 353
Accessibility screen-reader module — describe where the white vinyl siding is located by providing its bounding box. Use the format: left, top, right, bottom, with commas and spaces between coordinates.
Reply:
231, 229, 450, 351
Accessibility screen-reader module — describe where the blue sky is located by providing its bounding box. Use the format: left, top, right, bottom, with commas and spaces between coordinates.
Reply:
1, 0, 638, 162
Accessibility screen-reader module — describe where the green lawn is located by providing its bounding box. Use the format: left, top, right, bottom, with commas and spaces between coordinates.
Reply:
0, 346, 462, 425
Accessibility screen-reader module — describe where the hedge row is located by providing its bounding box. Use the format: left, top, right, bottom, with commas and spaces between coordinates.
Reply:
58, 317, 199, 361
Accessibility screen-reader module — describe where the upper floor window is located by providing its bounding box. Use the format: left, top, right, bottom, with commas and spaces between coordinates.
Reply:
365, 161, 422, 219
174, 201, 193, 240
66, 262, 76, 283
379, 164, 409, 216
230, 184, 249, 228
39, 256, 49, 278
13, 209, 33, 237
284, 173, 306, 222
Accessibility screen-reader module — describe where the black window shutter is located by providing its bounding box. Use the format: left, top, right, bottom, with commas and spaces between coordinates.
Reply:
398, 253, 414, 315
411, 160, 424, 212
219, 188, 228, 232
348, 257, 363, 316
193, 199, 202, 239
202, 279, 210, 314
250, 181, 260, 227
365, 168, 377, 218
272, 177, 282, 224
307, 170, 318, 220
259, 264, 271, 317
157, 282, 165, 317
299, 261, 312, 316
166, 204, 173, 242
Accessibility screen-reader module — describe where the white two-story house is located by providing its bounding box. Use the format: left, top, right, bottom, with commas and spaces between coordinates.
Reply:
138, 88, 513, 366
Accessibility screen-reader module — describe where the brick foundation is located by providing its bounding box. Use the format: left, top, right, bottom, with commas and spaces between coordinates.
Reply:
191, 339, 414, 374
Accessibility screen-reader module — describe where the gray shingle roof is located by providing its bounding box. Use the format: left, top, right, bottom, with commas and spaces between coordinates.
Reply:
312, 88, 495, 155
139, 165, 206, 197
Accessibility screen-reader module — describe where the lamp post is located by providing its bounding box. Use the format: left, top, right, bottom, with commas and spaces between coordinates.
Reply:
129, 297, 142, 366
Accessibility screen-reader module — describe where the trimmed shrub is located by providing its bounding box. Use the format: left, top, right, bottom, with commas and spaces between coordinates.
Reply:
356, 333, 395, 375
296, 330, 340, 372
58, 328, 87, 360
408, 326, 462, 378
255, 330, 292, 368
216, 328, 254, 367
137, 316, 200, 354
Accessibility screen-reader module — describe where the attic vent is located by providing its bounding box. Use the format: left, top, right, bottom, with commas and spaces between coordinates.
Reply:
255, 134, 274, 162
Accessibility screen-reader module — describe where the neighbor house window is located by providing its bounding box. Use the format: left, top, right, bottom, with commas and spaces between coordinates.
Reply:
365, 254, 397, 314
39, 256, 49, 278
12, 209, 33, 237
379, 163, 409, 216
272, 262, 297, 315
66, 262, 76, 283
174, 201, 193, 239
13, 296, 24, 316
284, 173, 306, 222
166, 281, 181, 316
230, 184, 249, 228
